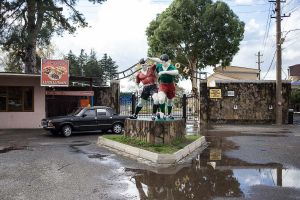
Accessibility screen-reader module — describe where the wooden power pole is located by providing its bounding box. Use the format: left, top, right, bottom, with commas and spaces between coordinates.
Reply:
256, 51, 263, 80
270, 0, 289, 125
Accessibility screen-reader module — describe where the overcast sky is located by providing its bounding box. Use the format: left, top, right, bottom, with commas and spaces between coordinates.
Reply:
2, 0, 300, 91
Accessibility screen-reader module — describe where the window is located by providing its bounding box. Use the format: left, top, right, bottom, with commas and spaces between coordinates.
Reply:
97, 109, 107, 116
0, 87, 7, 111
83, 109, 96, 117
23, 87, 33, 111
8, 87, 23, 111
0, 86, 34, 112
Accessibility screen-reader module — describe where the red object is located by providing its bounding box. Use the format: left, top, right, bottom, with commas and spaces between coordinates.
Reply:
80, 99, 90, 107
159, 83, 175, 99
41, 59, 69, 87
136, 64, 157, 85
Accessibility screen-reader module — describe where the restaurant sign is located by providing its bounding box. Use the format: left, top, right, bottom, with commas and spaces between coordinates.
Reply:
41, 59, 69, 87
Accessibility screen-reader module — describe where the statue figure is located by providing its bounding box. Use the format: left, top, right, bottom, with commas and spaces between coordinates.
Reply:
149, 54, 179, 119
131, 58, 159, 120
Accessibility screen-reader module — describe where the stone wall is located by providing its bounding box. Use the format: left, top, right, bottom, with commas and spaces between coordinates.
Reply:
124, 119, 186, 144
200, 80, 291, 124
94, 80, 120, 113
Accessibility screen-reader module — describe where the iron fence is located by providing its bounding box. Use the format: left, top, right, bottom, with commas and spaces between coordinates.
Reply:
119, 93, 200, 122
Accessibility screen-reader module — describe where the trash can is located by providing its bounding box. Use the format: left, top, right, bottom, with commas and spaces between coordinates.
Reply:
288, 109, 294, 124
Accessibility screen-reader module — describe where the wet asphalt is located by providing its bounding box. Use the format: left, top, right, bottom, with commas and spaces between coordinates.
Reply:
1, 114, 300, 200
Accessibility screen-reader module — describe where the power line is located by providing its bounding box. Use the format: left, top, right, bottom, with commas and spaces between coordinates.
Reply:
263, 50, 276, 80
262, 3, 273, 55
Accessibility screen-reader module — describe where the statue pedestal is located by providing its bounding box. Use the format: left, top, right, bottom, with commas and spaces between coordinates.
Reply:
124, 118, 186, 144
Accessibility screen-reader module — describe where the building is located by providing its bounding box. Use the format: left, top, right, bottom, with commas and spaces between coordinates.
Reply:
0, 73, 45, 129
0, 72, 120, 129
207, 66, 260, 87
288, 64, 300, 82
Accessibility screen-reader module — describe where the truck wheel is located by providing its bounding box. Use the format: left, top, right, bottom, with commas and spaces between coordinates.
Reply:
61, 125, 72, 137
112, 123, 123, 134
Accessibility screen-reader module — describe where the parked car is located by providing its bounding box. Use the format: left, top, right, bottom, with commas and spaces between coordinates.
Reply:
41, 106, 130, 137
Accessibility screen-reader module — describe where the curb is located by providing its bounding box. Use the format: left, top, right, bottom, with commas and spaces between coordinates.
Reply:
97, 136, 206, 165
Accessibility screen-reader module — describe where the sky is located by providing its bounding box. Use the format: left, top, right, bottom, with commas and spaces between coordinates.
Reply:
2, 0, 300, 91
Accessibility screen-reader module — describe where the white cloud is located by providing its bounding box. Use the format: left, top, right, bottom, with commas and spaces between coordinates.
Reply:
235, 0, 253, 5
245, 19, 260, 33
49, 0, 300, 87
53, 0, 167, 70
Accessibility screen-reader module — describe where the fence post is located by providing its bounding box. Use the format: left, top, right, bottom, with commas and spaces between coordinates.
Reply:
131, 93, 136, 115
182, 94, 187, 122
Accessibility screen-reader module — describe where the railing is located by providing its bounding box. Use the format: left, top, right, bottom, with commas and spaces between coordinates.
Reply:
119, 93, 200, 122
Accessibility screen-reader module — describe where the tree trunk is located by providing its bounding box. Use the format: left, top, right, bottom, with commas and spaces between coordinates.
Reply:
190, 60, 200, 127
24, 42, 37, 74
24, 0, 37, 74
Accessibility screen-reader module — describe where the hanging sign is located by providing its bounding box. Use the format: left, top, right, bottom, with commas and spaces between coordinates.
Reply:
45, 91, 94, 96
41, 59, 69, 87
209, 89, 222, 99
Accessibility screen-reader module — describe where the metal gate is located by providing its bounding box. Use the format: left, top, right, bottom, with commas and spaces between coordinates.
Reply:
119, 92, 200, 122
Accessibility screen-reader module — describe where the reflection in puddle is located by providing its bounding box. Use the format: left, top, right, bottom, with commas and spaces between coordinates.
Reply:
125, 134, 300, 199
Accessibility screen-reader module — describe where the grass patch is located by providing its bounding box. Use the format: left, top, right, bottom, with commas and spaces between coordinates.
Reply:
103, 134, 201, 154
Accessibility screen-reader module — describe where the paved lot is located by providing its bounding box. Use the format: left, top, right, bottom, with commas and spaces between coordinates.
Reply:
0, 130, 146, 200
1, 121, 300, 200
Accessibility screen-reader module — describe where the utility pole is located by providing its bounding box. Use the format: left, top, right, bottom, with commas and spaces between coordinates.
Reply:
270, 0, 289, 125
256, 51, 263, 80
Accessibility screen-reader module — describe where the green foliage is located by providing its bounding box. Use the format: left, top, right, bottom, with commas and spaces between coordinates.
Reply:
65, 50, 81, 76
146, 0, 245, 80
63, 49, 118, 86
103, 134, 201, 154
291, 88, 300, 111
100, 53, 118, 81
0, 0, 106, 73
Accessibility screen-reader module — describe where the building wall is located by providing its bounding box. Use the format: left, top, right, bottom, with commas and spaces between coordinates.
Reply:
0, 76, 45, 128
200, 80, 291, 124
290, 75, 300, 82
45, 80, 120, 117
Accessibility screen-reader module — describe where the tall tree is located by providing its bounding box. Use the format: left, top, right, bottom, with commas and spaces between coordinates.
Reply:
0, 0, 106, 73
84, 49, 105, 85
65, 50, 81, 76
100, 53, 118, 81
146, 0, 245, 92
3, 51, 24, 73
77, 49, 87, 76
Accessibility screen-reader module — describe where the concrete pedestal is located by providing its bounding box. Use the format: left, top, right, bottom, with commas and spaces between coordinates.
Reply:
124, 118, 186, 144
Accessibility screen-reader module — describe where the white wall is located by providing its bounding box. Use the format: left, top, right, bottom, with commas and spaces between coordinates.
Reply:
0, 76, 45, 128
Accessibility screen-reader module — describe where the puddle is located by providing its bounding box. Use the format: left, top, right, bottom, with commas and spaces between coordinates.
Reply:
69, 141, 91, 153
69, 141, 110, 161
124, 133, 300, 199
0, 146, 28, 154
88, 153, 108, 159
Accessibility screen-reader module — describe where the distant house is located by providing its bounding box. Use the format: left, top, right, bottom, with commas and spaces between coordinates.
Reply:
288, 64, 300, 82
207, 66, 260, 87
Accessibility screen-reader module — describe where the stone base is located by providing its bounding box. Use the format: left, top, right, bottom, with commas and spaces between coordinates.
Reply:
124, 118, 186, 144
